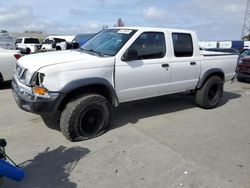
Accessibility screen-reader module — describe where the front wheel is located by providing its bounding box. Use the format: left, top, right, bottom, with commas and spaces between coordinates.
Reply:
26, 48, 31, 54
195, 76, 223, 109
60, 94, 111, 141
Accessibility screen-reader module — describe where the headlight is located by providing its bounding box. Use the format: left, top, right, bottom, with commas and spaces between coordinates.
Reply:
38, 73, 45, 85
30, 72, 45, 86
238, 59, 243, 64
20, 69, 33, 85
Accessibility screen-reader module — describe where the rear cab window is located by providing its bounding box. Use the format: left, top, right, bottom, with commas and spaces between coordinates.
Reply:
24, 38, 39, 44
172, 33, 193, 57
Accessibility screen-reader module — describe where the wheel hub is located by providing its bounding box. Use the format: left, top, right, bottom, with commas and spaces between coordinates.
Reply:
208, 84, 219, 100
80, 108, 104, 136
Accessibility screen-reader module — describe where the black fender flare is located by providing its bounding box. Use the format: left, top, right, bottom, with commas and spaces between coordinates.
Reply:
196, 68, 225, 89
60, 77, 119, 106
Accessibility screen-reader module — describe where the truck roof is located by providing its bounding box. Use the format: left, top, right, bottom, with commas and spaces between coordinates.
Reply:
46, 35, 75, 42
17, 37, 39, 39
110, 27, 195, 34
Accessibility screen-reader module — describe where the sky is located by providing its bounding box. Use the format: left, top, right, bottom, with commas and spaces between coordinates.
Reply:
0, 0, 247, 40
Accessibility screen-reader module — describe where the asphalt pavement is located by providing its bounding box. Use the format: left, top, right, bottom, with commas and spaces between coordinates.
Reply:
0, 80, 250, 188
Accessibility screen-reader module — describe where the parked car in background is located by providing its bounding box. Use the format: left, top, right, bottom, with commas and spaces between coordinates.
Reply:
0, 30, 16, 50
48, 35, 75, 43
241, 49, 250, 57
0, 48, 21, 84
237, 57, 250, 82
41, 37, 69, 51
72, 33, 95, 48
15, 37, 41, 54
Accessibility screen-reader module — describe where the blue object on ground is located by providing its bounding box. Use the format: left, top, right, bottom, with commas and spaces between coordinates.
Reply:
0, 159, 25, 181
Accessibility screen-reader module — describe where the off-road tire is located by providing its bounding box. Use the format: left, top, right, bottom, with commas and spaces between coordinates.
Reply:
195, 76, 223, 109
60, 94, 111, 141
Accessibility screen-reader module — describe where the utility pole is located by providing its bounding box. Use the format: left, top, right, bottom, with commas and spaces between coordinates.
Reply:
242, 0, 250, 39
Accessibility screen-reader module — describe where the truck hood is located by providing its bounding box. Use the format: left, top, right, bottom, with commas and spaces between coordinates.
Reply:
18, 50, 102, 72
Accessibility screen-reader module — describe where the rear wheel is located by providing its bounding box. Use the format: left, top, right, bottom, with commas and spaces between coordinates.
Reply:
60, 94, 111, 141
195, 76, 223, 109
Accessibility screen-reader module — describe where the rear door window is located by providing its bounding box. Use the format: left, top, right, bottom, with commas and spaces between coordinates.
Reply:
54, 38, 66, 43
24, 38, 39, 44
172, 33, 193, 57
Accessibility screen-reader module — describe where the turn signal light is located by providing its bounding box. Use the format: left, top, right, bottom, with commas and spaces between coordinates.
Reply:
32, 87, 47, 95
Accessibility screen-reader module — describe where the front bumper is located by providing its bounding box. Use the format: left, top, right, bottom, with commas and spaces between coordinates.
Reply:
237, 72, 250, 80
11, 77, 64, 115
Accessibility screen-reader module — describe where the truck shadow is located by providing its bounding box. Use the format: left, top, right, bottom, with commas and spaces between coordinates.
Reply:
110, 91, 241, 130
2, 146, 90, 188
41, 91, 241, 135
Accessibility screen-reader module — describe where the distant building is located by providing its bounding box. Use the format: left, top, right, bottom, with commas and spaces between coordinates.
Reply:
0, 30, 15, 50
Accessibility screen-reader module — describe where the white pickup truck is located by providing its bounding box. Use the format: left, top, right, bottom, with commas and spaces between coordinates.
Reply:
12, 27, 238, 141
41, 37, 68, 51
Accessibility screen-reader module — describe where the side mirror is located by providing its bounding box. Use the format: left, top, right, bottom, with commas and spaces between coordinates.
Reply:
72, 42, 80, 49
122, 49, 138, 61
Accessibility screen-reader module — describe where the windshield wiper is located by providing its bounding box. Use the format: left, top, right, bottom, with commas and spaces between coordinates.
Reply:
81, 48, 106, 57
89, 49, 104, 57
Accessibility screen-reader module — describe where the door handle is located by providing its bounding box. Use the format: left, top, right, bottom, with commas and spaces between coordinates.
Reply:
190, 62, 196, 65
162, 64, 169, 68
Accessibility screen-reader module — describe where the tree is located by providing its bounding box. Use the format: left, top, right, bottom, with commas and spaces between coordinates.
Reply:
102, 25, 108, 29
115, 18, 124, 27
242, 34, 250, 40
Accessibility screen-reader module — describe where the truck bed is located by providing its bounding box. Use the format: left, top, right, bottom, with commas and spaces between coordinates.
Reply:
200, 49, 238, 82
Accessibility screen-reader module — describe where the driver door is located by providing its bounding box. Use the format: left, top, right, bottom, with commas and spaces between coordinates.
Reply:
115, 32, 172, 102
